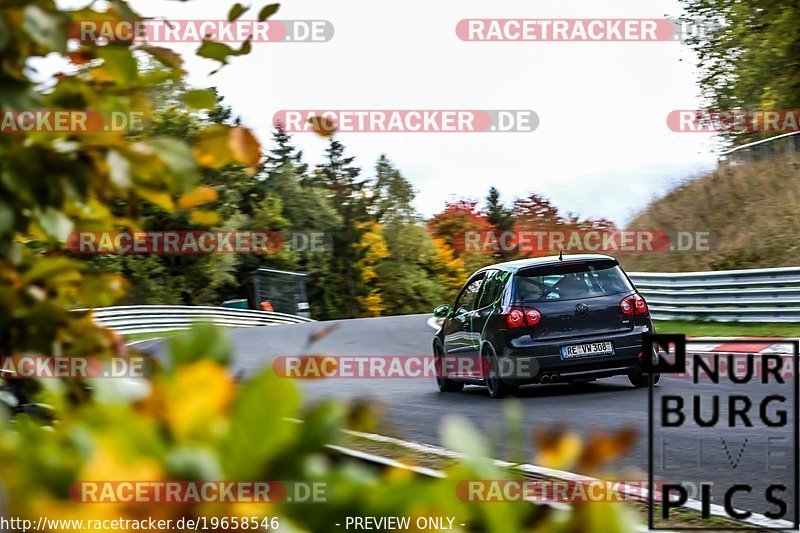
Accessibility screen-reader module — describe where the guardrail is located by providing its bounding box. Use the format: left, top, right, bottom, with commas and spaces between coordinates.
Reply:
85, 305, 315, 335
629, 266, 800, 322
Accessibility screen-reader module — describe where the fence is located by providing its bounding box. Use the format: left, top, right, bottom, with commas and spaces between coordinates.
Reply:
86, 305, 315, 335
719, 130, 800, 163
629, 266, 800, 322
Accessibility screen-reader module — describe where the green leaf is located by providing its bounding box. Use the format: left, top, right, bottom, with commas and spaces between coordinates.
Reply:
169, 323, 231, 370
22, 257, 82, 284
0, 12, 10, 51
149, 137, 198, 192
184, 89, 218, 110
228, 3, 249, 21
442, 416, 499, 478
107, 149, 132, 188
442, 416, 488, 459
0, 79, 43, 109
23, 5, 68, 53
35, 207, 73, 241
258, 3, 280, 21
97, 46, 138, 87
222, 369, 300, 479
165, 447, 222, 481
140, 45, 184, 71
0, 200, 13, 236
196, 40, 237, 64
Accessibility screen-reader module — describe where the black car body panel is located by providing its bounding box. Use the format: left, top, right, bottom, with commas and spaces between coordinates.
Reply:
434, 254, 654, 387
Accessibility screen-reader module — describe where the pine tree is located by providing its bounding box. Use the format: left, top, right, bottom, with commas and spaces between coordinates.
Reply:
265, 127, 309, 176
486, 187, 514, 231
372, 155, 416, 224
314, 138, 369, 317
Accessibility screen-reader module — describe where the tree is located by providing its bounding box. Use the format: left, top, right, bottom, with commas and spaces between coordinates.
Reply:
353, 221, 390, 316
313, 138, 368, 317
371, 155, 416, 224
512, 193, 564, 229
0, 0, 261, 355
265, 126, 309, 176
680, 0, 800, 144
485, 187, 514, 231
428, 199, 495, 272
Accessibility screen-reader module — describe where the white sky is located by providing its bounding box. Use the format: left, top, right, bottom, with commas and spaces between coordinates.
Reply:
57, 0, 720, 226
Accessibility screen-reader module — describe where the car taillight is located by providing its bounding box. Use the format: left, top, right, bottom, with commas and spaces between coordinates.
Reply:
525, 308, 541, 325
505, 308, 525, 328
634, 294, 648, 315
503, 306, 541, 328
620, 294, 649, 316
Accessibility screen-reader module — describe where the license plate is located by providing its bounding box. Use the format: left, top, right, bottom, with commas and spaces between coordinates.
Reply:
561, 341, 614, 359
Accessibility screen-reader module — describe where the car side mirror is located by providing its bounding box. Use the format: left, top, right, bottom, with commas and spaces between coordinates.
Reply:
433, 304, 451, 318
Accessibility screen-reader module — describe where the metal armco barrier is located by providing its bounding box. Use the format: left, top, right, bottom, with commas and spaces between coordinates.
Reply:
629, 266, 800, 322
85, 305, 315, 335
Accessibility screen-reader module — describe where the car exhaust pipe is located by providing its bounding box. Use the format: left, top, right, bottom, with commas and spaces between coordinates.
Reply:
550, 374, 561, 383
540, 374, 551, 384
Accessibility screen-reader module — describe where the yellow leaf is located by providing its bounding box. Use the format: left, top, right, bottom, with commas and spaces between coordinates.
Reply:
307, 116, 336, 137
578, 427, 638, 471
193, 126, 232, 169
534, 427, 583, 470
178, 186, 218, 209
137, 189, 175, 211
229, 127, 261, 167
189, 210, 220, 226
165, 360, 234, 441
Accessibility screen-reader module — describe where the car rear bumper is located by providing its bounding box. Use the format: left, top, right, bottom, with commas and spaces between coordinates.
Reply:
498, 326, 649, 385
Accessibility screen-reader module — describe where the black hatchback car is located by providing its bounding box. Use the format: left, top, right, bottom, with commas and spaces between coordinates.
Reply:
432, 254, 660, 398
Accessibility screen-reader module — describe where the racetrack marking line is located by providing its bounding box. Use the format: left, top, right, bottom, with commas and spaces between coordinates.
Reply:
326, 444, 445, 479
126, 338, 163, 347
325, 442, 577, 520
427, 316, 444, 331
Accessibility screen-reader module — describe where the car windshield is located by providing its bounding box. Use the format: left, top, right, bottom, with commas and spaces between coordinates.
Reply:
513, 260, 633, 302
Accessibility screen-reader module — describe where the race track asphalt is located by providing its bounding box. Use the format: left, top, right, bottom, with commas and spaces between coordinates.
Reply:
138, 314, 798, 520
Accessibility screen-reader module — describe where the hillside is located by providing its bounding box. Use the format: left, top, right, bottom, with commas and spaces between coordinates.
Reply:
620, 156, 800, 272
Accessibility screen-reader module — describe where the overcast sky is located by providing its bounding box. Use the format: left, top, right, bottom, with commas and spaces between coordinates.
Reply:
59, 0, 721, 225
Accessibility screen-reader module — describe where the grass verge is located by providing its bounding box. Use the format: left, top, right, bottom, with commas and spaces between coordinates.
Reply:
123, 330, 186, 343
654, 320, 800, 338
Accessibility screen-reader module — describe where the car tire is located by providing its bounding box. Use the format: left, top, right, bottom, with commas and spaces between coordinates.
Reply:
434, 342, 464, 393
483, 345, 516, 399
628, 371, 661, 388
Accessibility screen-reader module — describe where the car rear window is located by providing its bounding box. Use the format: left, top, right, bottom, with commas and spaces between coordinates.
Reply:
512, 260, 633, 302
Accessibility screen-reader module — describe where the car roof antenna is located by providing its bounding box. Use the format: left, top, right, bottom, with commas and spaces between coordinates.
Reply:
559, 247, 563, 261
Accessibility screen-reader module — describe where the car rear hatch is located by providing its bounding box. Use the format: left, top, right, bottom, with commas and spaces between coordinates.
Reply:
510, 259, 637, 342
